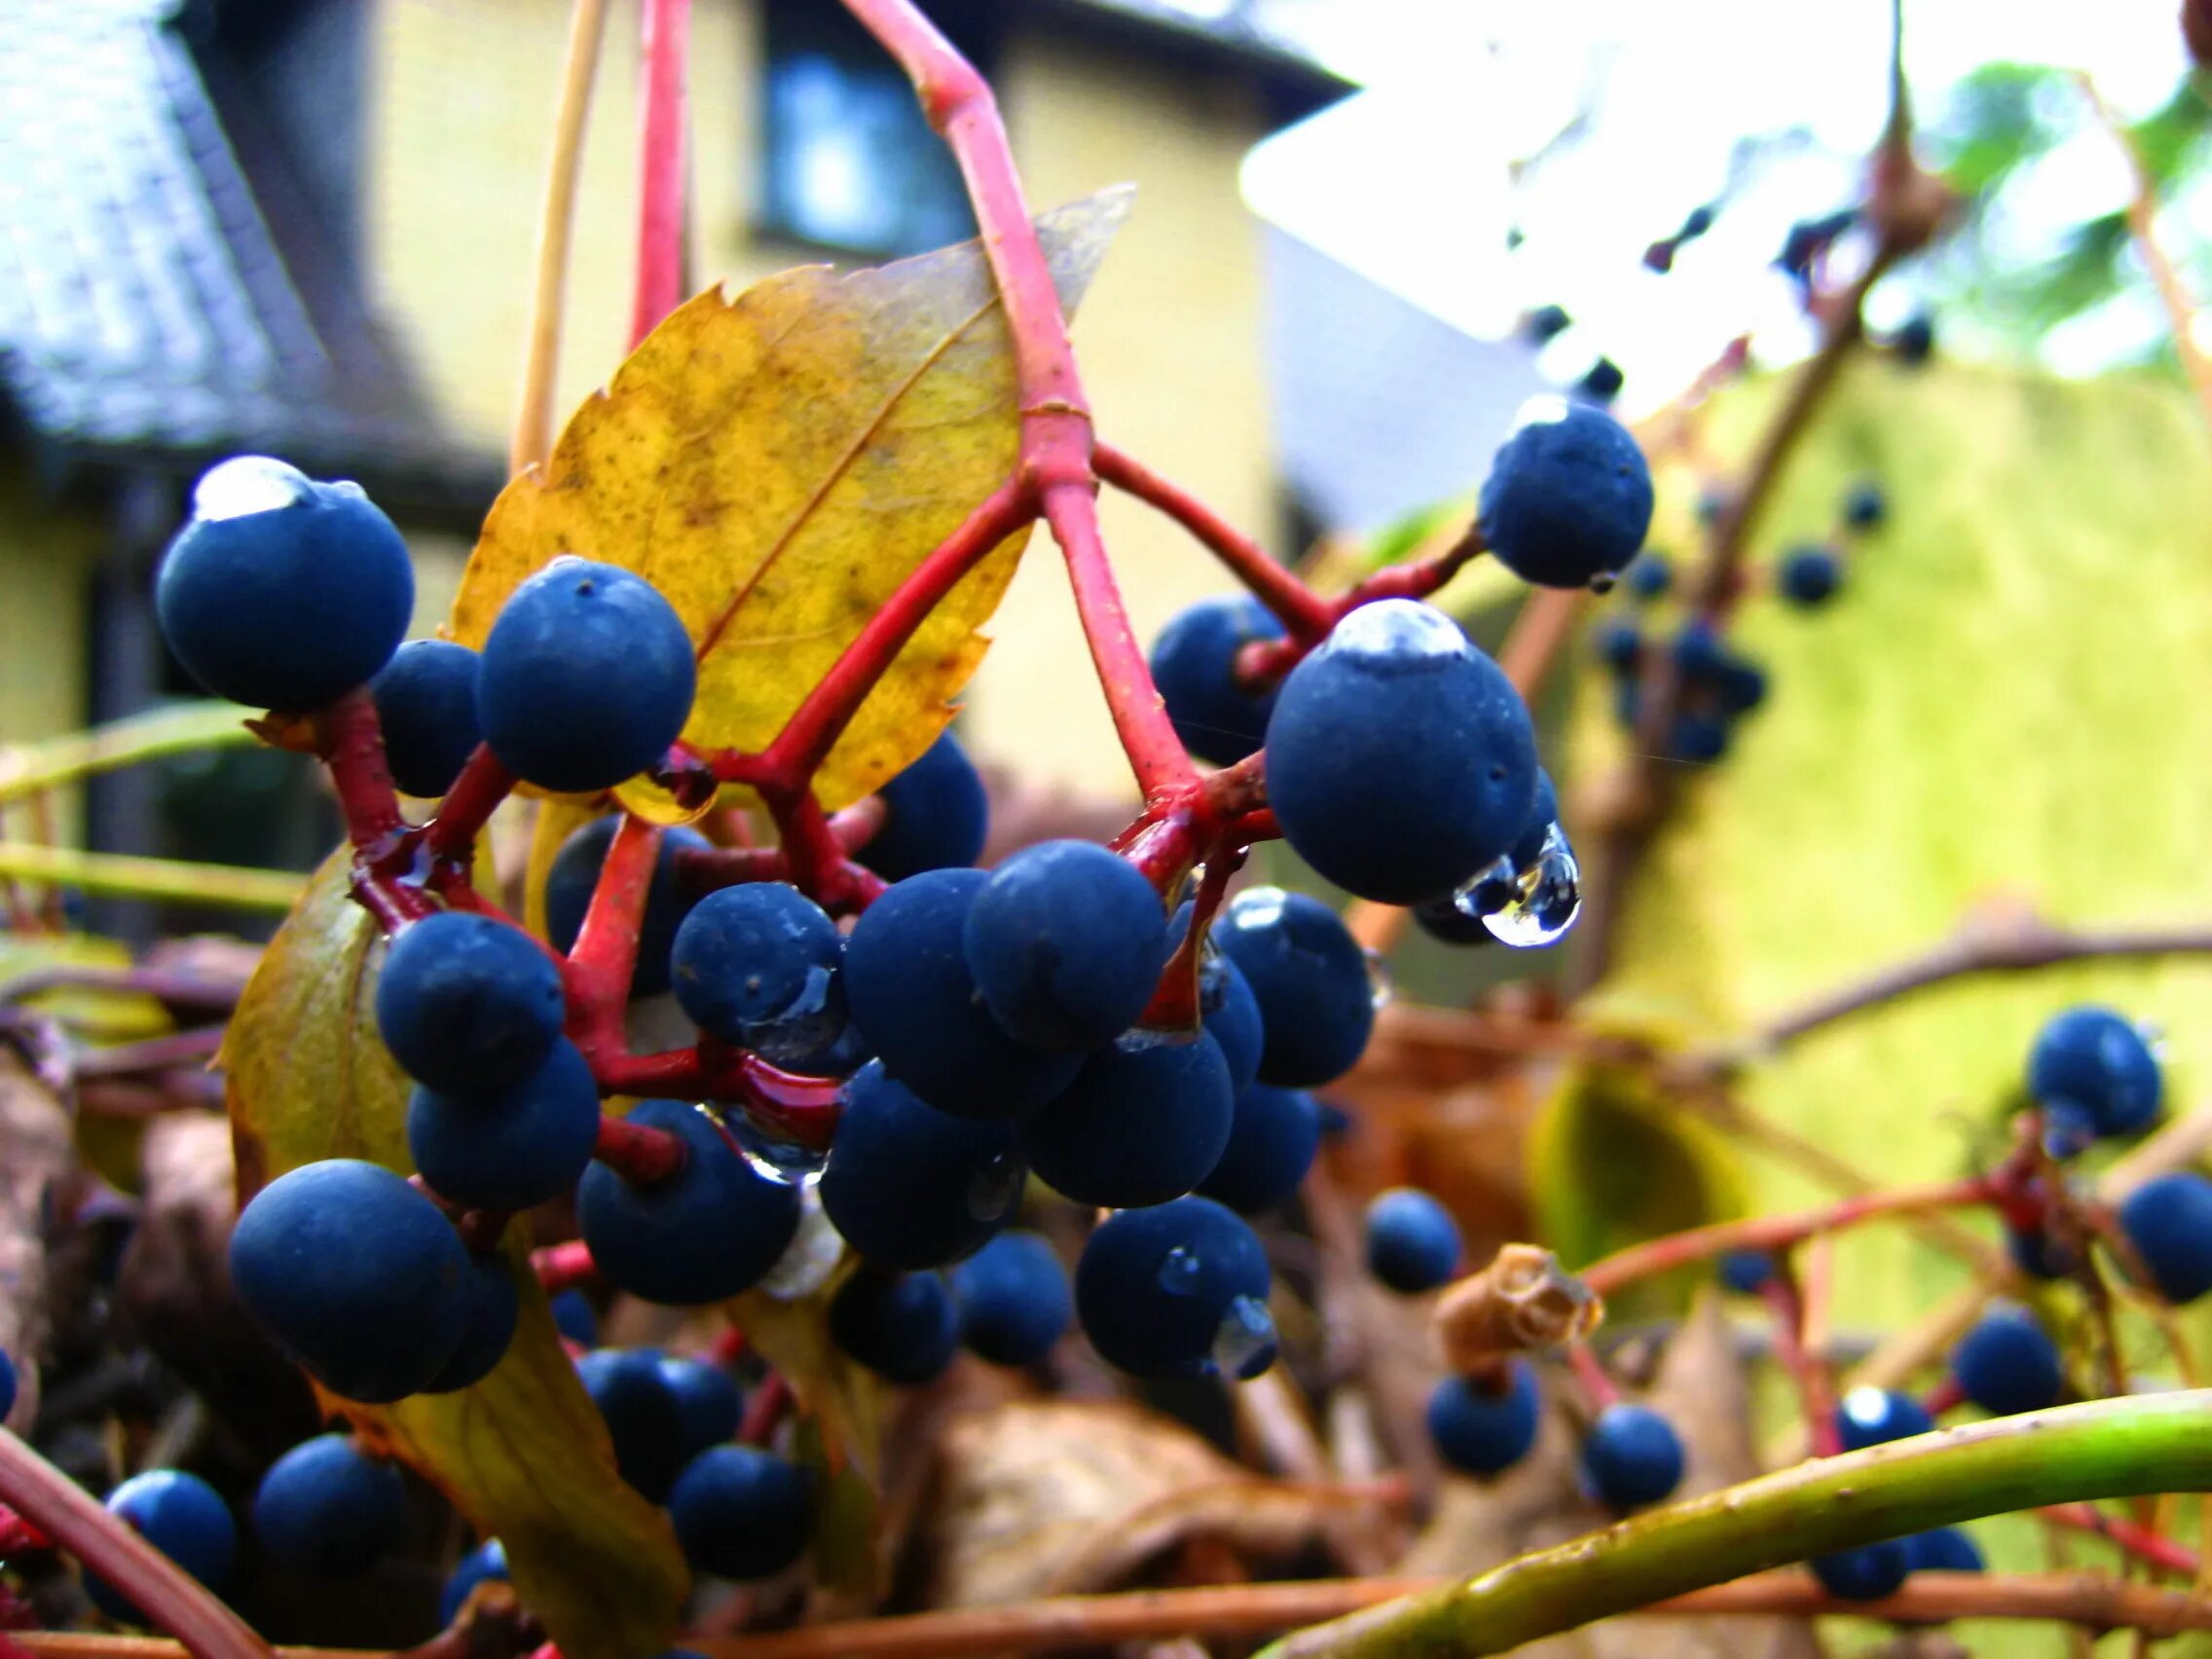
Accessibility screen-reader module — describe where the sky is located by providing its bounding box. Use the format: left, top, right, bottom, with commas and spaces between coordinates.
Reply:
1229, 0, 2195, 415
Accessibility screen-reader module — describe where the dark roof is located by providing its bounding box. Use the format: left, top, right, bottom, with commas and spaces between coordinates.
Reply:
0, 0, 499, 520
1034, 0, 1352, 120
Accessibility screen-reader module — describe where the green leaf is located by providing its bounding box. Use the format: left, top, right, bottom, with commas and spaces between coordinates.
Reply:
448, 192, 1130, 812
222, 853, 686, 1659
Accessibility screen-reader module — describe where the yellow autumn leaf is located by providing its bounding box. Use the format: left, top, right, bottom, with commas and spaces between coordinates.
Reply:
448, 191, 1131, 811
222, 853, 686, 1659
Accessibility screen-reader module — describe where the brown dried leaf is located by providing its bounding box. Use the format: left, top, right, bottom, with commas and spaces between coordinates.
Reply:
915, 1399, 1381, 1607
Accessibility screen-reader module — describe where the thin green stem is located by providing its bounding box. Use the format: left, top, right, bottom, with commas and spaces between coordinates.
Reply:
0, 844, 305, 912
1263, 1392, 2212, 1659
0, 705, 255, 806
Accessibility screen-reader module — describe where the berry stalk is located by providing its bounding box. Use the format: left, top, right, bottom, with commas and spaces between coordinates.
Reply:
629, 0, 690, 349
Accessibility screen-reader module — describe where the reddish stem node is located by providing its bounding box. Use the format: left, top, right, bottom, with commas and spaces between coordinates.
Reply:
1566, 1342, 1622, 1411
532, 1238, 598, 1294
737, 1371, 793, 1446
593, 1113, 689, 1186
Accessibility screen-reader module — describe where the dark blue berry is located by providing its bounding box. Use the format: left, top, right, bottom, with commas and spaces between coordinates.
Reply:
1075, 1197, 1271, 1379
1365, 1189, 1461, 1292
821, 1061, 1024, 1269
1625, 554, 1672, 602
1594, 618, 1642, 673
576, 1348, 687, 1503
2030, 1007, 2161, 1138
861, 730, 989, 880
577, 1098, 802, 1305
1266, 600, 1536, 903
1577, 357, 1624, 402
950, 1231, 1071, 1367
1893, 313, 1935, 363
1199, 1084, 1320, 1215
2119, 1171, 2212, 1303
1811, 1539, 1910, 1600
230, 1160, 473, 1403
1200, 954, 1265, 1096
425, 1251, 522, 1393
1021, 1032, 1235, 1209
1715, 655, 1768, 714
1580, 1403, 1684, 1509
830, 1270, 962, 1384
407, 1039, 601, 1213
1952, 1305, 2062, 1418
1680, 203, 1716, 239
1904, 1527, 1985, 1572
668, 1446, 814, 1580
843, 870, 1081, 1119
440, 1538, 508, 1624
1150, 594, 1287, 765
1835, 1386, 1933, 1451
252, 1434, 407, 1578
370, 640, 483, 798
1478, 398, 1654, 589
1670, 713, 1730, 764
2008, 1223, 2079, 1281
544, 817, 711, 998
657, 1355, 744, 1457
1778, 544, 1843, 608
550, 1289, 599, 1348
477, 557, 696, 793
1718, 1249, 1773, 1296
1427, 1363, 1540, 1476
1842, 480, 1887, 531
669, 883, 845, 1060
964, 840, 1167, 1051
1524, 304, 1571, 344
0, 1349, 15, 1423
156, 459, 413, 711
1214, 889, 1374, 1088
92, 1470, 238, 1621
378, 911, 565, 1095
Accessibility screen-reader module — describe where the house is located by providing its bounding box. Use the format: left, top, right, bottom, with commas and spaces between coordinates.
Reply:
0, 0, 1349, 920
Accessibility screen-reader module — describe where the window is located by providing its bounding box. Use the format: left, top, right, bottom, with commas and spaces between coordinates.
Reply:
757, 0, 995, 259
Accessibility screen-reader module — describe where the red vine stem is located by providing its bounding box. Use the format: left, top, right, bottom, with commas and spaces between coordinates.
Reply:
1762, 1266, 1843, 1458
630, 0, 690, 349
420, 749, 517, 866
532, 1238, 596, 1293
18, 1573, 2212, 1659
1092, 442, 1332, 640
838, 0, 1194, 805
2043, 1502, 2201, 1576
1579, 1175, 1995, 1298
593, 1113, 687, 1184
563, 814, 662, 1057
0, 1432, 270, 1659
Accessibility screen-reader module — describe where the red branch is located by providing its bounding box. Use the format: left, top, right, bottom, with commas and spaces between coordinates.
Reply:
630, 0, 690, 348
737, 1372, 793, 1446
2042, 1502, 2200, 1576
0, 1431, 269, 1659
1580, 1176, 1997, 1298
1094, 442, 1332, 641
421, 747, 517, 866
532, 1238, 597, 1293
1761, 1265, 1843, 1458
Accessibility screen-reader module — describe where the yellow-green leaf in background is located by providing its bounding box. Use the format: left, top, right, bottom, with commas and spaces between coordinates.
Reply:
447, 191, 1131, 812
221, 853, 686, 1659
1572, 357, 2212, 1340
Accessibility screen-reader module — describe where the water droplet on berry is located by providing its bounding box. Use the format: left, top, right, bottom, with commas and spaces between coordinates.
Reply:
727, 1116, 828, 1187
1481, 824, 1583, 949
193, 455, 313, 521
1363, 947, 1394, 1011
756, 1187, 844, 1300
1227, 886, 1289, 932
1588, 572, 1616, 595
1450, 855, 1519, 921
1328, 598, 1467, 661
1157, 1245, 1202, 1296
1211, 1294, 1278, 1380
966, 1151, 1023, 1223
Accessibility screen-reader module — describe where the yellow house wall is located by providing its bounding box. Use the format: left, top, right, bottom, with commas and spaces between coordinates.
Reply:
364, 0, 1281, 799
0, 464, 98, 839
